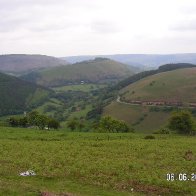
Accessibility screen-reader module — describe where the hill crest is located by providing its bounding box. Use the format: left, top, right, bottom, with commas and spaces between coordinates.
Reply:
0, 54, 68, 75
120, 67, 196, 104
21, 58, 135, 87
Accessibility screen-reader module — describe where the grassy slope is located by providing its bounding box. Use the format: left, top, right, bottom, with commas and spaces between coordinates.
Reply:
25, 58, 134, 87
104, 102, 171, 133
0, 72, 51, 115
0, 128, 195, 195
104, 68, 196, 132
121, 68, 196, 103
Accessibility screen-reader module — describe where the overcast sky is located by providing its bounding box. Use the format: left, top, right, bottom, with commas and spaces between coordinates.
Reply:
0, 0, 196, 56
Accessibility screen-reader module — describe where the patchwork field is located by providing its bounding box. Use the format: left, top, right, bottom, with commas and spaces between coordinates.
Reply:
0, 127, 195, 195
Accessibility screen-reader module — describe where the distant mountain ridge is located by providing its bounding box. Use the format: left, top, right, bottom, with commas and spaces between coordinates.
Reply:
62, 53, 196, 68
0, 54, 68, 75
21, 58, 135, 87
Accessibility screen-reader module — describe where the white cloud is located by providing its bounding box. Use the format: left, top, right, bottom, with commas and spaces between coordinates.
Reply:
170, 19, 196, 31
0, 0, 196, 56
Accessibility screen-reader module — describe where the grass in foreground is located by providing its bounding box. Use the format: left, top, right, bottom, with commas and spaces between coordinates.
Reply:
0, 127, 195, 195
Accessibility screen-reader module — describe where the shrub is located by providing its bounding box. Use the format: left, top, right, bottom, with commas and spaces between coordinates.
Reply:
168, 111, 195, 135
153, 128, 170, 134
144, 135, 155, 139
48, 118, 60, 130
99, 116, 132, 133
67, 118, 86, 132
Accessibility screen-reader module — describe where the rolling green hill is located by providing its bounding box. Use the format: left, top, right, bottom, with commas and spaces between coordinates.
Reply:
0, 72, 52, 116
21, 58, 134, 87
104, 68, 196, 132
0, 54, 68, 75
120, 67, 196, 103
113, 63, 196, 91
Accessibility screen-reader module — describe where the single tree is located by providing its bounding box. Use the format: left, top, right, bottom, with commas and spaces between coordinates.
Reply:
168, 111, 195, 135
99, 116, 131, 133
67, 119, 78, 131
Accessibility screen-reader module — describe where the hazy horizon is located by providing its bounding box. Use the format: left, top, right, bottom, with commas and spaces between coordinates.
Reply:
2, 53, 196, 58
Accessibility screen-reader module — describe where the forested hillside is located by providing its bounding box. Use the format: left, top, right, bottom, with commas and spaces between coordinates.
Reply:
0, 72, 52, 116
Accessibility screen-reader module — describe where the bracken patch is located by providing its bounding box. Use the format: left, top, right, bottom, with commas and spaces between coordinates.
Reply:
184, 150, 195, 161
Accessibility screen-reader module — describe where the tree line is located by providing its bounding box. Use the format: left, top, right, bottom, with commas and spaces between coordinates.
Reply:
8, 111, 60, 130
7, 109, 196, 135
67, 116, 134, 133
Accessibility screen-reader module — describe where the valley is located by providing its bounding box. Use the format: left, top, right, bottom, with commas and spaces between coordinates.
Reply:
0, 54, 195, 196
1, 1, 196, 195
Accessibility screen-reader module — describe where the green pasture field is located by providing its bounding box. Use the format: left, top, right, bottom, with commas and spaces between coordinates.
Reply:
0, 127, 195, 195
53, 84, 106, 92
